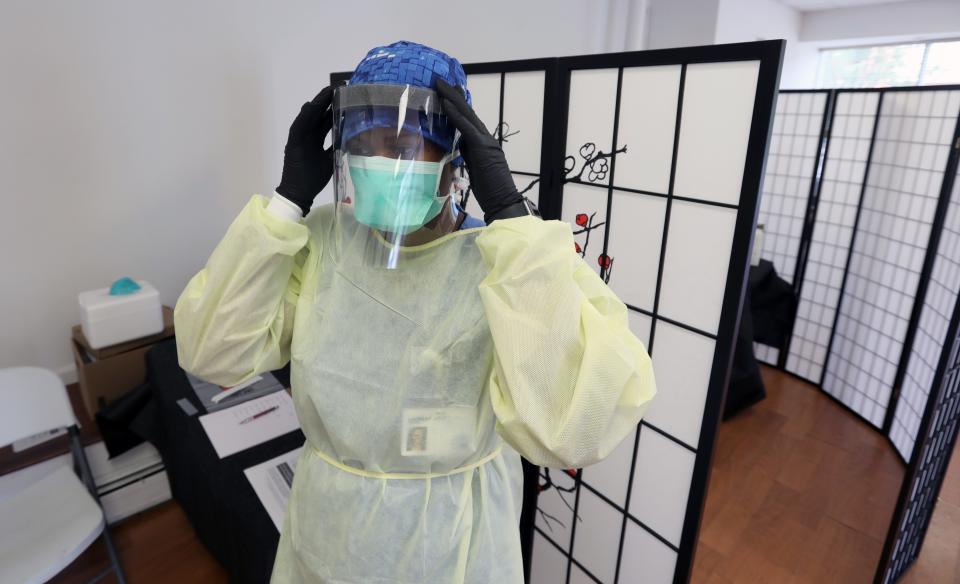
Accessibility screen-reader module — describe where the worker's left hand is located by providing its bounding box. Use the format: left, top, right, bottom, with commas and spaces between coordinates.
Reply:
276, 86, 335, 216
437, 80, 530, 224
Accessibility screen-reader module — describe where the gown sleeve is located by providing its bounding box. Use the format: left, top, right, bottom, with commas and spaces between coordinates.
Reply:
476, 216, 657, 469
174, 194, 311, 387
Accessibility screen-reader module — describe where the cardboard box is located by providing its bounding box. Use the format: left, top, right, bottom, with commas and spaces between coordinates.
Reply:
73, 305, 174, 360
72, 306, 175, 418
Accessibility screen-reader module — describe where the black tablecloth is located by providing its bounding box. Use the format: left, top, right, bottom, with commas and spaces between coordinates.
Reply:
749, 259, 797, 348
722, 259, 799, 418
724, 277, 766, 419
136, 339, 304, 583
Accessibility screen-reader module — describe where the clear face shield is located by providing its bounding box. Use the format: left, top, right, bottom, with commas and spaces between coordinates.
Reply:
332, 84, 462, 269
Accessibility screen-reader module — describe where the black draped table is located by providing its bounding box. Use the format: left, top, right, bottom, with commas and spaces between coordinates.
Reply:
136, 339, 303, 583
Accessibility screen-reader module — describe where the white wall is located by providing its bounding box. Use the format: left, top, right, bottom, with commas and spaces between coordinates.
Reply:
714, 0, 814, 88
781, 41, 822, 88
643, 0, 815, 88
715, 0, 800, 44
646, 0, 721, 50
801, 0, 960, 43
604, 0, 650, 53
0, 0, 609, 381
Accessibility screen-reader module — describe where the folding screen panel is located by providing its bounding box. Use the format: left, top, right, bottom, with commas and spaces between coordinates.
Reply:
880, 331, 960, 584
822, 89, 960, 427
462, 62, 552, 220
785, 91, 881, 384
753, 90, 831, 366
531, 42, 782, 584
879, 325, 960, 582
878, 193, 960, 581
889, 142, 960, 459
333, 41, 785, 584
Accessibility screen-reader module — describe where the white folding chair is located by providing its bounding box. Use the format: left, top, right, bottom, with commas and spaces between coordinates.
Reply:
0, 367, 126, 584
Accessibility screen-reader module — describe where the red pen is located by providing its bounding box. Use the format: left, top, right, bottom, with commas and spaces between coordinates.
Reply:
239, 405, 279, 425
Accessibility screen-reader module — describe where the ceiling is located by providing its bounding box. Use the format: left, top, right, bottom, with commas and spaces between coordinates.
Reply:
778, 0, 922, 11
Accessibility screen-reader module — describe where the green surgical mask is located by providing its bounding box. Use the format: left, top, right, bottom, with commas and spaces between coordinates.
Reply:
347, 155, 450, 234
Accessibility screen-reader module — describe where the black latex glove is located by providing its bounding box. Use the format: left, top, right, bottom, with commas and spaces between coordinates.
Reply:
436, 79, 531, 224
276, 87, 334, 216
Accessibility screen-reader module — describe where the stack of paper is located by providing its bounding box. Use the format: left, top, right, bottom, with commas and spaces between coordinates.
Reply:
244, 447, 303, 531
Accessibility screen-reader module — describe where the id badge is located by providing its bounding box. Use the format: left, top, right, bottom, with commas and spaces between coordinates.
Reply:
401, 405, 477, 458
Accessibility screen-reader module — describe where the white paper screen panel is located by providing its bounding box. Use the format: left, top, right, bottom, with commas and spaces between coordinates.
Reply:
542, 424, 696, 584
602, 65, 679, 311
823, 90, 960, 427
563, 182, 610, 273
581, 428, 638, 508
890, 164, 960, 459
535, 467, 577, 554
753, 91, 829, 368
627, 430, 696, 547
606, 192, 666, 312
466, 73, 501, 133
754, 343, 779, 366
644, 322, 717, 447
561, 68, 618, 279
539, 50, 773, 584
502, 71, 545, 175
532, 532, 571, 584
571, 565, 601, 584
462, 73, 500, 220
565, 69, 619, 189
574, 488, 629, 583
628, 311, 653, 348
786, 92, 880, 384
614, 66, 681, 194
673, 61, 760, 206
757, 92, 828, 284
658, 201, 738, 336
618, 521, 678, 583
465, 72, 545, 213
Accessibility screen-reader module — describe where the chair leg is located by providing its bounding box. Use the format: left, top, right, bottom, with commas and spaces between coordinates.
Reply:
68, 426, 127, 583
100, 526, 127, 584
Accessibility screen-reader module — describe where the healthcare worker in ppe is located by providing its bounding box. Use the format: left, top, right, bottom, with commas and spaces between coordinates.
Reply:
174, 41, 656, 584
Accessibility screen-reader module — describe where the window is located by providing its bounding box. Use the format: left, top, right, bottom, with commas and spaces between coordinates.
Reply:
817, 40, 960, 88
922, 41, 960, 85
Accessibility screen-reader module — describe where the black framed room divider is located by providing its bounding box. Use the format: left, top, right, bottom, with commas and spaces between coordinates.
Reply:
753, 85, 960, 584
335, 39, 784, 584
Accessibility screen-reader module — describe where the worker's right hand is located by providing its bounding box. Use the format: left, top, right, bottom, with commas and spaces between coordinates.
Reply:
276, 86, 334, 216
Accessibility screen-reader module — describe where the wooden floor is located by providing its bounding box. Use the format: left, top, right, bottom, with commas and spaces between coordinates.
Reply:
49, 501, 226, 584
693, 366, 960, 584
53, 366, 959, 583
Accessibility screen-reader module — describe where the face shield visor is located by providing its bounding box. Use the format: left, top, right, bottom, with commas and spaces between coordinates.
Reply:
332, 84, 463, 269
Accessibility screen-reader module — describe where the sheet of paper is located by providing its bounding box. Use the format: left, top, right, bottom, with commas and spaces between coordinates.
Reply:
244, 446, 303, 532
198, 391, 300, 459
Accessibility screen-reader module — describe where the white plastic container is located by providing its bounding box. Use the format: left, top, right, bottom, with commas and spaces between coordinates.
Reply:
78, 280, 164, 349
